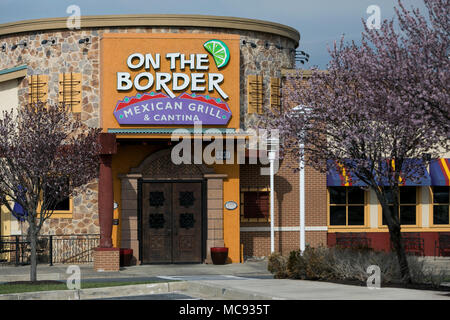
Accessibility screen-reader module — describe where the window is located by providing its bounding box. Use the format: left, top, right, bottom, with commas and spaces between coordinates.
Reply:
43, 179, 71, 212
329, 187, 365, 226
432, 186, 449, 225
382, 187, 417, 225
240, 189, 270, 222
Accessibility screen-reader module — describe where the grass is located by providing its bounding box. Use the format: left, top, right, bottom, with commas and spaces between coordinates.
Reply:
0, 280, 171, 295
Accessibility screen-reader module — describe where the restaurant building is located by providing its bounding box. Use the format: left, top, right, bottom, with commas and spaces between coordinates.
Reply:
0, 15, 448, 269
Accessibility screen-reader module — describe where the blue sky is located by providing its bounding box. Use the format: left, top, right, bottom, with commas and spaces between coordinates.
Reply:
0, 0, 426, 68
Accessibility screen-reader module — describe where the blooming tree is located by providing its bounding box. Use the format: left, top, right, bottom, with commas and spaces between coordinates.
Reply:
266, 0, 449, 283
0, 102, 100, 282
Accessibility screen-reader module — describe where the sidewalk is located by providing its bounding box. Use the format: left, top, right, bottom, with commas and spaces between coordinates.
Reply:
0, 260, 272, 282
0, 261, 449, 300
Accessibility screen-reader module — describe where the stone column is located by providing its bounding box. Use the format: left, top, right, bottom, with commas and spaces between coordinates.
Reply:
119, 174, 141, 264
204, 173, 227, 263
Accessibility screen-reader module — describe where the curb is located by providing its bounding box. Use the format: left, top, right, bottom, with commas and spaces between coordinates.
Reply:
0, 281, 279, 300
185, 281, 280, 300
0, 281, 189, 300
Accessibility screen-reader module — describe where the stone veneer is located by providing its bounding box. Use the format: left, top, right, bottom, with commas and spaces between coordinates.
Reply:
0, 22, 296, 240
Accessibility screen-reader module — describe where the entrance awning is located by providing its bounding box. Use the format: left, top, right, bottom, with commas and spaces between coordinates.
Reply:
107, 128, 251, 139
430, 158, 450, 186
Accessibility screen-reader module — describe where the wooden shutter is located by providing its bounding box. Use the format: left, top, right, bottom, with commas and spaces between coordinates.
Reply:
28, 75, 48, 104
58, 73, 82, 113
270, 77, 281, 112
247, 75, 263, 114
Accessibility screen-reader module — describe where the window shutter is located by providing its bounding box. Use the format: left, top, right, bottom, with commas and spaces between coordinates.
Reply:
270, 77, 281, 112
247, 75, 263, 114
28, 75, 48, 105
58, 73, 82, 113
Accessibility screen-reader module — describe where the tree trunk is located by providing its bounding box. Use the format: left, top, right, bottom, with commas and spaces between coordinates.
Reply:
381, 204, 412, 284
29, 226, 37, 282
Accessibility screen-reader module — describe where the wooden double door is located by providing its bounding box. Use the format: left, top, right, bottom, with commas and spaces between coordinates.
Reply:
141, 182, 203, 264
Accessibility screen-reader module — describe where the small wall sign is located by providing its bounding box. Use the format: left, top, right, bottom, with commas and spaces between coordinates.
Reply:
216, 150, 231, 160
224, 201, 238, 210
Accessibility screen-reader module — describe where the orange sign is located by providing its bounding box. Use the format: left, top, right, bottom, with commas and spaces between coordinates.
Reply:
100, 33, 240, 130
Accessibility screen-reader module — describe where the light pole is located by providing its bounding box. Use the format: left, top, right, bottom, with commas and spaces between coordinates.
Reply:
267, 136, 279, 253
292, 105, 310, 254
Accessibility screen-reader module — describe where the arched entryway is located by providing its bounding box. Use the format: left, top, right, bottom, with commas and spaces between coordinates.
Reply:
119, 148, 227, 264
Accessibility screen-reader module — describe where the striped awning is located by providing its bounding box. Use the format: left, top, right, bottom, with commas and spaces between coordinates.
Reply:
12, 202, 27, 222
430, 158, 450, 186
326, 160, 367, 186
327, 159, 431, 187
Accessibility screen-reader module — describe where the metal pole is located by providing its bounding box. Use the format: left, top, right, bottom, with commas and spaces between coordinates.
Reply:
269, 151, 275, 253
15, 235, 19, 266
299, 141, 305, 254
49, 235, 53, 266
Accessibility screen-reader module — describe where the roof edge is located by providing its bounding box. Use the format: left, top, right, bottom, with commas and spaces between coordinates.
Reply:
0, 14, 300, 46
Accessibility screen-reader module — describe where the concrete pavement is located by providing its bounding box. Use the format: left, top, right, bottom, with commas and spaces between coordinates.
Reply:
0, 260, 449, 300
0, 260, 272, 282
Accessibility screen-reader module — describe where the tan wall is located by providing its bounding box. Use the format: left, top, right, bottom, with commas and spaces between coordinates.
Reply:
0, 78, 19, 115
0, 78, 19, 237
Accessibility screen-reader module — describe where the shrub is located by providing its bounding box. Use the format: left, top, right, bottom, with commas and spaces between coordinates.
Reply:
267, 246, 447, 286
267, 252, 288, 279
285, 246, 335, 280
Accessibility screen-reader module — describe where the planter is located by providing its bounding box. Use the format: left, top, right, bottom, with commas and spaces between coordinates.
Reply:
119, 248, 133, 267
210, 247, 228, 265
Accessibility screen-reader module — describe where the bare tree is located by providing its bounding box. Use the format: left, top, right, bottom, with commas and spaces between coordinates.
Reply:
0, 102, 100, 282
265, 0, 449, 283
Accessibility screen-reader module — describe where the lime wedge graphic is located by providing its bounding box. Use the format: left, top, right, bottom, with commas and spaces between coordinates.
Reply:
203, 39, 230, 68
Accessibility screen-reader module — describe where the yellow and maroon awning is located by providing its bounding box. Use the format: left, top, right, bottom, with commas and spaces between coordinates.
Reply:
430, 159, 450, 186
326, 159, 432, 187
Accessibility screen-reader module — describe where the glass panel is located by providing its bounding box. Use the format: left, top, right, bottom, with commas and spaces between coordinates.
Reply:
53, 197, 70, 211
179, 213, 195, 229
348, 206, 365, 225
329, 187, 346, 204
244, 192, 269, 219
400, 206, 416, 225
348, 188, 364, 204
433, 187, 449, 204
330, 206, 346, 225
433, 205, 449, 225
400, 187, 416, 204
179, 191, 195, 208
149, 192, 165, 207
385, 190, 395, 205
382, 206, 395, 225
